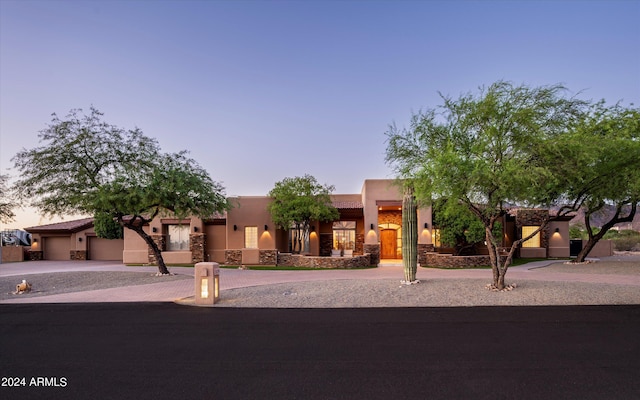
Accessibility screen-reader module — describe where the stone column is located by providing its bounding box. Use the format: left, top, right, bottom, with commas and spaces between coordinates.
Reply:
364, 244, 380, 265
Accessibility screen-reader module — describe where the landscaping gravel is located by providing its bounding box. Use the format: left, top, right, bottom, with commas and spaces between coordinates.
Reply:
214, 278, 640, 308
0, 271, 191, 301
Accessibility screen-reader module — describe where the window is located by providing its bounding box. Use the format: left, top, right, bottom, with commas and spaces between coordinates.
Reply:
522, 226, 541, 248
433, 228, 441, 248
167, 225, 190, 251
333, 221, 356, 250
244, 226, 258, 249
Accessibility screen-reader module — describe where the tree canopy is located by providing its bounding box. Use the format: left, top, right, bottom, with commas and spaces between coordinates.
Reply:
267, 174, 339, 253
12, 107, 229, 274
0, 174, 16, 224
386, 81, 587, 289
541, 102, 640, 261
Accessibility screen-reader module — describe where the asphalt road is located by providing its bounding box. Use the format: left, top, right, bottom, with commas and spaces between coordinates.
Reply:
1, 304, 639, 400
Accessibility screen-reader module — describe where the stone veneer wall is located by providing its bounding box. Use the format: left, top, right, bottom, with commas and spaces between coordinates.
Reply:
225, 249, 242, 265
423, 252, 490, 268
259, 250, 277, 265
189, 233, 205, 264
417, 244, 432, 266
70, 250, 87, 260
378, 210, 402, 225
277, 253, 372, 268
364, 244, 380, 265
148, 235, 166, 264
355, 233, 364, 255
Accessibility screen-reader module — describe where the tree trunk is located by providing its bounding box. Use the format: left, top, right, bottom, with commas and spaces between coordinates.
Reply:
402, 187, 418, 283
574, 234, 603, 263
123, 220, 170, 275
575, 203, 637, 263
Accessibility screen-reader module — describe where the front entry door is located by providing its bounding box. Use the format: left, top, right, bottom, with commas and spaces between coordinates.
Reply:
380, 229, 397, 259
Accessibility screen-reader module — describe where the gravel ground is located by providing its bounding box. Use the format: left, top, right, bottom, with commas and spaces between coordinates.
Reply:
0, 271, 191, 301
215, 256, 640, 308
214, 278, 640, 308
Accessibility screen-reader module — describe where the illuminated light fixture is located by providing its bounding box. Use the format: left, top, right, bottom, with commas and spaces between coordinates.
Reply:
32, 238, 38, 244
311, 225, 315, 232
555, 228, 560, 233
200, 277, 209, 298
424, 223, 429, 229
233, 225, 237, 231
152, 227, 158, 233
264, 225, 269, 231
195, 262, 220, 306
370, 223, 375, 230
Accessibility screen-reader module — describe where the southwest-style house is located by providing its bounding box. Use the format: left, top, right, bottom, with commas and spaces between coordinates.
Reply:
23, 179, 594, 266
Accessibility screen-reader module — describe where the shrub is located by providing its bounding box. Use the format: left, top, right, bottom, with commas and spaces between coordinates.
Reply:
611, 231, 640, 251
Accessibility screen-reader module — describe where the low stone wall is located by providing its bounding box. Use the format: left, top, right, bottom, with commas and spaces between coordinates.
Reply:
277, 253, 372, 269
70, 250, 87, 260
259, 250, 277, 265
423, 252, 490, 268
364, 244, 380, 265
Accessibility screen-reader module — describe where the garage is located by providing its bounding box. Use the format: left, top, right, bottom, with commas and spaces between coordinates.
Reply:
88, 237, 124, 261
44, 236, 71, 260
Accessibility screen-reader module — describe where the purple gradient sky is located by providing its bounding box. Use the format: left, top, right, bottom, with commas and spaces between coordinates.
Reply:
1, 0, 639, 229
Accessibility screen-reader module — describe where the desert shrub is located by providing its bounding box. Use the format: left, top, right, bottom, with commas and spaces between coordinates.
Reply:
611, 230, 640, 251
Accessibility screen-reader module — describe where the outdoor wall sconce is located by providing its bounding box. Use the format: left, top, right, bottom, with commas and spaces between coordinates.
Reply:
33, 238, 38, 244
152, 227, 158, 233
424, 223, 429, 229
193, 226, 199, 232
78, 237, 82, 242
370, 223, 375, 230
555, 228, 560, 233
264, 225, 269, 231
233, 225, 237, 231
311, 225, 315, 232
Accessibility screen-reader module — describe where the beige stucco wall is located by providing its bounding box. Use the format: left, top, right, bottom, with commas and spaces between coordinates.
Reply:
361, 179, 432, 246
548, 221, 570, 258
226, 197, 276, 250
584, 239, 614, 257
123, 226, 151, 264
205, 224, 226, 262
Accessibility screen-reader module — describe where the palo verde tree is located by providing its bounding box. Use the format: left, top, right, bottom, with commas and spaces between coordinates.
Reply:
267, 174, 339, 254
12, 107, 229, 275
386, 81, 587, 289
541, 102, 640, 262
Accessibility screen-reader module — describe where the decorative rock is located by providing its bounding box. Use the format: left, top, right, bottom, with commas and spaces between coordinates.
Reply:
485, 282, 518, 292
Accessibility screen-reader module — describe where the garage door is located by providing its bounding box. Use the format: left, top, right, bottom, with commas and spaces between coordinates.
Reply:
88, 237, 124, 261
45, 237, 71, 260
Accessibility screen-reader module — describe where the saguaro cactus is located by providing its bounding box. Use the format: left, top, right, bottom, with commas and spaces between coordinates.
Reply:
402, 186, 418, 283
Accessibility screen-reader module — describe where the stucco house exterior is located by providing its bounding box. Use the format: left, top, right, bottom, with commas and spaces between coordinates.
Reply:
25, 179, 600, 265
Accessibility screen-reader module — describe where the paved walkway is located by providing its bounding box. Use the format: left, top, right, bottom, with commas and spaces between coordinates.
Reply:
1, 256, 639, 304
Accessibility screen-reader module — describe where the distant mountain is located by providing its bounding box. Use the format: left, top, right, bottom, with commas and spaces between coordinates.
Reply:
565, 204, 640, 230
